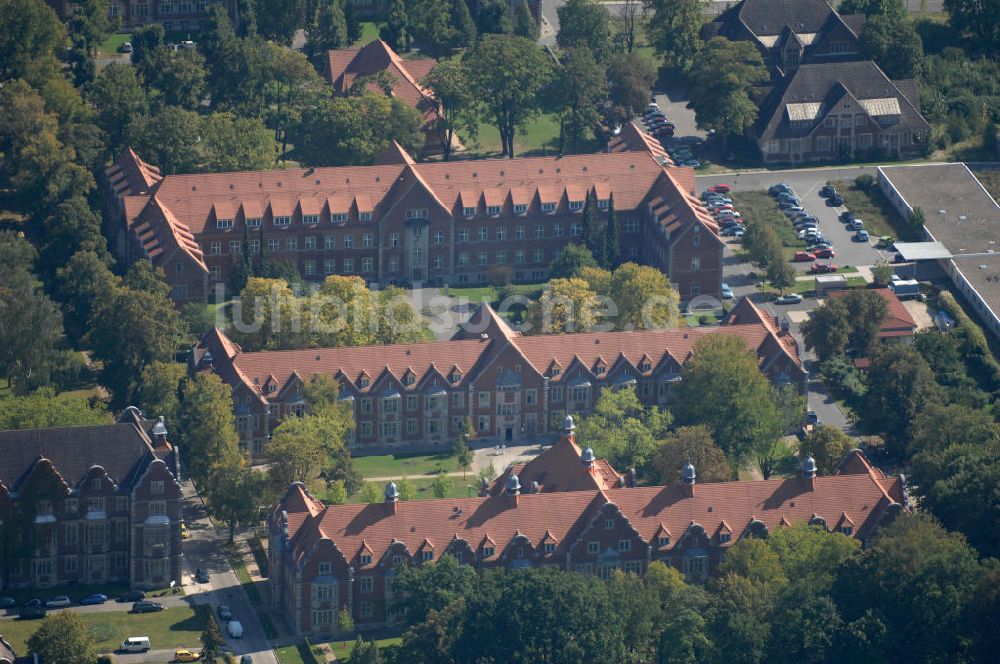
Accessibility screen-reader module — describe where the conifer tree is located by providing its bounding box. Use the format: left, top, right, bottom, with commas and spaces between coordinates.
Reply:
381, 0, 410, 51
604, 192, 620, 269
581, 191, 605, 263
344, 0, 362, 43
450, 0, 477, 49
513, 0, 539, 40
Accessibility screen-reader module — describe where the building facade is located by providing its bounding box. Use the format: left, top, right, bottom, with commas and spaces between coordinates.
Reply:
101, 137, 724, 304
755, 62, 930, 165
0, 411, 183, 591
267, 448, 905, 637
47, 0, 241, 32
194, 298, 807, 459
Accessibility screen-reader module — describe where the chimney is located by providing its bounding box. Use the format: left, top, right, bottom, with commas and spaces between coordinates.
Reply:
506, 473, 521, 507
800, 456, 817, 491
562, 415, 576, 445
478, 475, 490, 497
151, 416, 169, 450
682, 462, 696, 497
385, 481, 400, 514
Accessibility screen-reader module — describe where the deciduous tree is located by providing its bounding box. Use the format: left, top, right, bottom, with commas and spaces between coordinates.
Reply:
550, 47, 607, 154
422, 60, 479, 161
513, 0, 540, 40
802, 298, 852, 361
254, 0, 304, 44
557, 0, 613, 61
606, 52, 657, 121
27, 611, 96, 664
87, 63, 148, 156
464, 35, 552, 157
643, 0, 703, 71
608, 262, 680, 330
576, 386, 672, 472
177, 372, 242, 486
653, 425, 733, 484
687, 38, 766, 148
525, 277, 600, 333
549, 242, 597, 278
799, 425, 855, 475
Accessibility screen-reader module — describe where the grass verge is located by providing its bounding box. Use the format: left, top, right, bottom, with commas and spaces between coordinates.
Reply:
353, 451, 456, 478
730, 191, 805, 249
831, 180, 917, 240
226, 549, 263, 607
0, 605, 208, 654
96, 32, 132, 56
326, 636, 403, 660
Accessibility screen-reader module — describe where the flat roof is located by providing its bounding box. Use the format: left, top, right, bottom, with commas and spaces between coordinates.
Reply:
880, 163, 1000, 327
894, 241, 952, 260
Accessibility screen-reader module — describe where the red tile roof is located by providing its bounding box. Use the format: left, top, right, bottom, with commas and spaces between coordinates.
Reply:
276, 450, 904, 566
491, 427, 623, 496
828, 288, 917, 338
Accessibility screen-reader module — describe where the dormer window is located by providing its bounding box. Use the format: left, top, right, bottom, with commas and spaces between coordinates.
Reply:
595, 365, 605, 374
404, 374, 415, 385
331, 213, 348, 223
360, 553, 372, 565
597, 199, 609, 210
217, 218, 233, 229
463, 207, 476, 218
641, 361, 652, 372
551, 367, 561, 376
568, 200, 584, 211
422, 550, 433, 561
303, 214, 320, 225
245, 217, 261, 228
486, 205, 501, 216
719, 533, 732, 543
514, 204, 528, 215
483, 546, 495, 557
658, 536, 670, 547
405, 208, 428, 220
273, 216, 290, 226
451, 371, 462, 382
542, 202, 556, 213
359, 212, 373, 222
359, 376, 370, 387
842, 526, 853, 536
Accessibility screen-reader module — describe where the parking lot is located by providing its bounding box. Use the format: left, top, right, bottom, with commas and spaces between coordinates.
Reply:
696, 168, 891, 275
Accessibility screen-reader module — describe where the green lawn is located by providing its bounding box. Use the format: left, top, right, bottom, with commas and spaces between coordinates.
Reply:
274, 643, 316, 664
96, 32, 132, 56
359, 21, 381, 44
327, 636, 402, 659
445, 282, 547, 304
462, 114, 598, 158
0, 605, 209, 655
353, 451, 458, 478
225, 547, 263, 607
831, 180, 917, 240
731, 191, 806, 249
348, 474, 479, 503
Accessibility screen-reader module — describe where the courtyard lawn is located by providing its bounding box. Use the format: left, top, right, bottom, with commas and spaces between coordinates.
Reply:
274, 643, 317, 664
358, 21, 381, 44
0, 605, 209, 655
445, 282, 547, 305
346, 474, 478, 503
353, 451, 457, 478
730, 191, 806, 249
462, 115, 603, 158
96, 32, 132, 56
327, 636, 403, 660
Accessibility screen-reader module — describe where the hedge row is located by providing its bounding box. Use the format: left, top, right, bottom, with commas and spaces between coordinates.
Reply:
937, 291, 1000, 389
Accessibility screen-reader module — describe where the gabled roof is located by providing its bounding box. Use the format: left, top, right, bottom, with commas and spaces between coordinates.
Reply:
104, 147, 162, 198
756, 61, 930, 143
491, 431, 622, 496
828, 288, 917, 339
325, 40, 439, 119
0, 417, 169, 494
276, 450, 904, 568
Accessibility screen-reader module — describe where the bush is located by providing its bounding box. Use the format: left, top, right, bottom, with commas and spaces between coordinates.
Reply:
821, 355, 866, 400
854, 174, 875, 191
938, 291, 1000, 389
97, 656, 115, 664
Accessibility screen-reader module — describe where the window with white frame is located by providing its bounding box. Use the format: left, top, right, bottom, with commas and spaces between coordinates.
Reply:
363, 233, 373, 248
691, 257, 700, 271
515, 225, 525, 239
478, 227, 488, 241
217, 218, 233, 229
273, 216, 290, 226
569, 200, 584, 211
362, 257, 374, 273
514, 204, 528, 215
463, 206, 476, 218
359, 211, 373, 222
434, 231, 445, 244
597, 199, 609, 209
304, 260, 316, 276
286, 237, 297, 251
246, 217, 261, 228
324, 259, 335, 274
554, 223, 564, 237
210, 242, 221, 255
303, 214, 320, 225
487, 205, 501, 216
587, 541, 599, 553
330, 212, 348, 223
623, 219, 639, 233
406, 208, 428, 220
230, 240, 241, 254
360, 576, 373, 592
458, 228, 469, 243
305, 236, 317, 250
542, 202, 556, 213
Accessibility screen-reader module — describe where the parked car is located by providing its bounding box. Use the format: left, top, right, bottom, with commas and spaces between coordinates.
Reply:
793, 251, 816, 262
24, 598, 42, 609
807, 242, 833, 251
709, 184, 731, 194
776, 191, 799, 202
80, 594, 109, 606
179, 40, 196, 49
174, 648, 202, 662
783, 206, 806, 216
849, 219, 865, 231
228, 620, 244, 639
774, 293, 804, 304
805, 410, 819, 424
839, 210, 856, 222
810, 263, 839, 274
118, 41, 133, 53
45, 596, 71, 608
19, 605, 47, 619
814, 248, 836, 258
854, 229, 870, 242
122, 590, 146, 602
826, 195, 844, 207
195, 568, 210, 583
778, 199, 800, 210
0, 597, 15, 609
876, 235, 895, 249
240, 656, 253, 664
819, 185, 836, 197
132, 601, 164, 613
682, 159, 701, 168
653, 125, 674, 138
120, 637, 151, 653
217, 604, 233, 621
721, 283, 734, 299
769, 183, 793, 195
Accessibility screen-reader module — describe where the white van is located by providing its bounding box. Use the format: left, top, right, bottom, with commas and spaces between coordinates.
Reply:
228, 620, 244, 638
121, 637, 151, 653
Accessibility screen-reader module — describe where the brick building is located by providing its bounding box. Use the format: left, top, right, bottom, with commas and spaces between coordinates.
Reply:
267, 444, 905, 637
194, 298, 807, 459
754, 61, 930, 165
101, 136, 723, 304
46, 0, 241, 32
324, 40, 446, 156
0, 410, 183, 591
703, 0, 866, 79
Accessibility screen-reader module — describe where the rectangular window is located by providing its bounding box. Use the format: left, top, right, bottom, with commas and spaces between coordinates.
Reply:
533, 249, 544, 263
304, 236, 317, 250
359, 212, 373, 222
478, 252, 488, 266
267, 238, 279, 253
624, 560, 642, 574
66, 558, 78, 573
858, 133, 872, 149
458, 228, 469, 243
619, 539, 631, 552
433, 231, 445, 245
324, 234, 336, 249
690, 257, 700, 271
285, 238, 297, 252
570, 223, 582, 236
463, 206, 476, 218
344, 258, 354, 273
587, 541, 599, 553
389, 233, 400, 247
496, 251, 507, 265
229, 240, 241, 254
496, 227, 506, 240
422, 550, 433, 561
316, 584, 334, 601
515, 250, 525, 264
407, 395, 418, 411
360, 601, 373, 618
551, 386, 563, 402
515, 225, 525, 239
569, 200, 584, 211
217, 218, 233, 230
363, 233, 373, 248
149, 501, 166, 517
246, 217, 261, 228
597, 199, 609, 210
623, 219, 639, 233
362, 257, 374, 273
406, 209, 428, 220
303, 214, 320, 225
487, 205, 501, 216
458, 252, 469, 267
318, 562, 331, 574
360, 576, 373, 593
324, 259, 336, 274
544, 542, 556, 554
65, 523, 78, 546
304, 260, 316, 276
86, 497, 104, 513
360, 397, 372, 414
273, 216, 290, 226
344, 234, 353, 248
330, 212, 348, 223
406, 418, 417, 434
209, 242, 221, 255
150, 481, 164, 495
